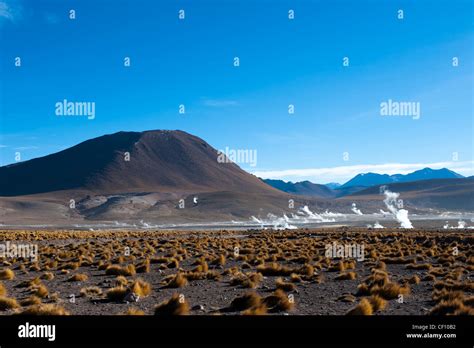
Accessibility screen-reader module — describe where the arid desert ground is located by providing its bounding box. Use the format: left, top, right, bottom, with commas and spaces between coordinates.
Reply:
0, 228, 472, 316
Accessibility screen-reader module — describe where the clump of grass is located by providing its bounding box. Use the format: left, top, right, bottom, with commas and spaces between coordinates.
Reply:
290, 273, 302, 283
242, 304, 267, 315
432, 288, 464, 303
328, 261, 346, 272
20, 296, 42, 307
0, 282, 6, 296
256, 263, 292, 276
167, 258, 179, 269
0, 268, 15, 280
33, 284, 49, 299
68, 273, 88, 282
275, 278, 297, 292
59, 262, 79, 271
370, 282, 410, 300
406, 263, 432, 270
115, 275, 128, 286
41, 272, 55, 281
355, 283, 370, 296
335, 272, 357, 281
49, 292, 60, 303
0, 296, 20, 310
407, 275, 421, 284
18, 304, 70, 315
368, 295, 387, 312
80, 286, 103, 298
346, 298, 373, 315
130, 279, 152, 297
211, 254, 226, 266
165, 273, 188, 288
429, 298, 470, 315
263, 289, 294, 312
298, 264, 314, 276
105, 264, 136, 276
230, 272, 263, 289
154, 294, 189, 315
106, 286, 128, 302
230, 292, 262, 311
193, 260, 209, 273
98, 262, 110, 271
136, 259, 150, 273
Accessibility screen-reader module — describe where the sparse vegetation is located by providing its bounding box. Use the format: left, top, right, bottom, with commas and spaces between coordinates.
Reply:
154, 294, 189, 315
0, 227, 471, 316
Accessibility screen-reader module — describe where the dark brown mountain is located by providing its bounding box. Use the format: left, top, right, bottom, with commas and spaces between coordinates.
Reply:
0, 130, 279, 196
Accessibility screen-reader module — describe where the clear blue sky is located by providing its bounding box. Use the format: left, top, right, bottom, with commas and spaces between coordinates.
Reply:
1, 0, 473, 183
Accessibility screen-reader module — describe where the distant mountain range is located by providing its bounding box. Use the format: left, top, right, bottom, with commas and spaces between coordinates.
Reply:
339, 167, 464, 189
261, 179, 335, 198
263, 168, 465, 198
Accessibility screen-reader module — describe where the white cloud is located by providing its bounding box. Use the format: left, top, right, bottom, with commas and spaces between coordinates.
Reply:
252, 161, 474, 184
0, 0, 20, 23
0, 2, 13, 20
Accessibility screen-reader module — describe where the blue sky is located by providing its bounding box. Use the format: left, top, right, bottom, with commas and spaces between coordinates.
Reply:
1, 0, 473, 183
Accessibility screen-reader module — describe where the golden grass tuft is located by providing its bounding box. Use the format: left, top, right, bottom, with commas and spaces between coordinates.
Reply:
115, 275, 128, 286
275, 277, 297, 292
335, 271, 357, 281
0, 296, 20, 310
79, 286, 103, 298
136, 259, 150, 273
106, 286, 128, 302
105, 264, 136, 276
256, 262, 293, 276
407, 275, 421, 284
328, 261, 346, 272
0, 282, 6, 296
346, 298, 373, 315
68, 273, 88, 282
370, 282, 410, 300
19, 304, 70, 315
230, 272, 263, 289
165, 273, 188, 288
130, 279, 152, 297
355, 283, 370, 296
33, 284, 49, 299
263, 289, 294, 312
0, 268, 15, 280
230, 292, 262, 311
429, 298, 471, 315
41, 272, 55, 281
20, 295, 42, 307
290, 273, 302, 283
406, 263, 432, 270
154, 294, 190, 315
242, 303, 268, 315
368, 295, 387, 312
